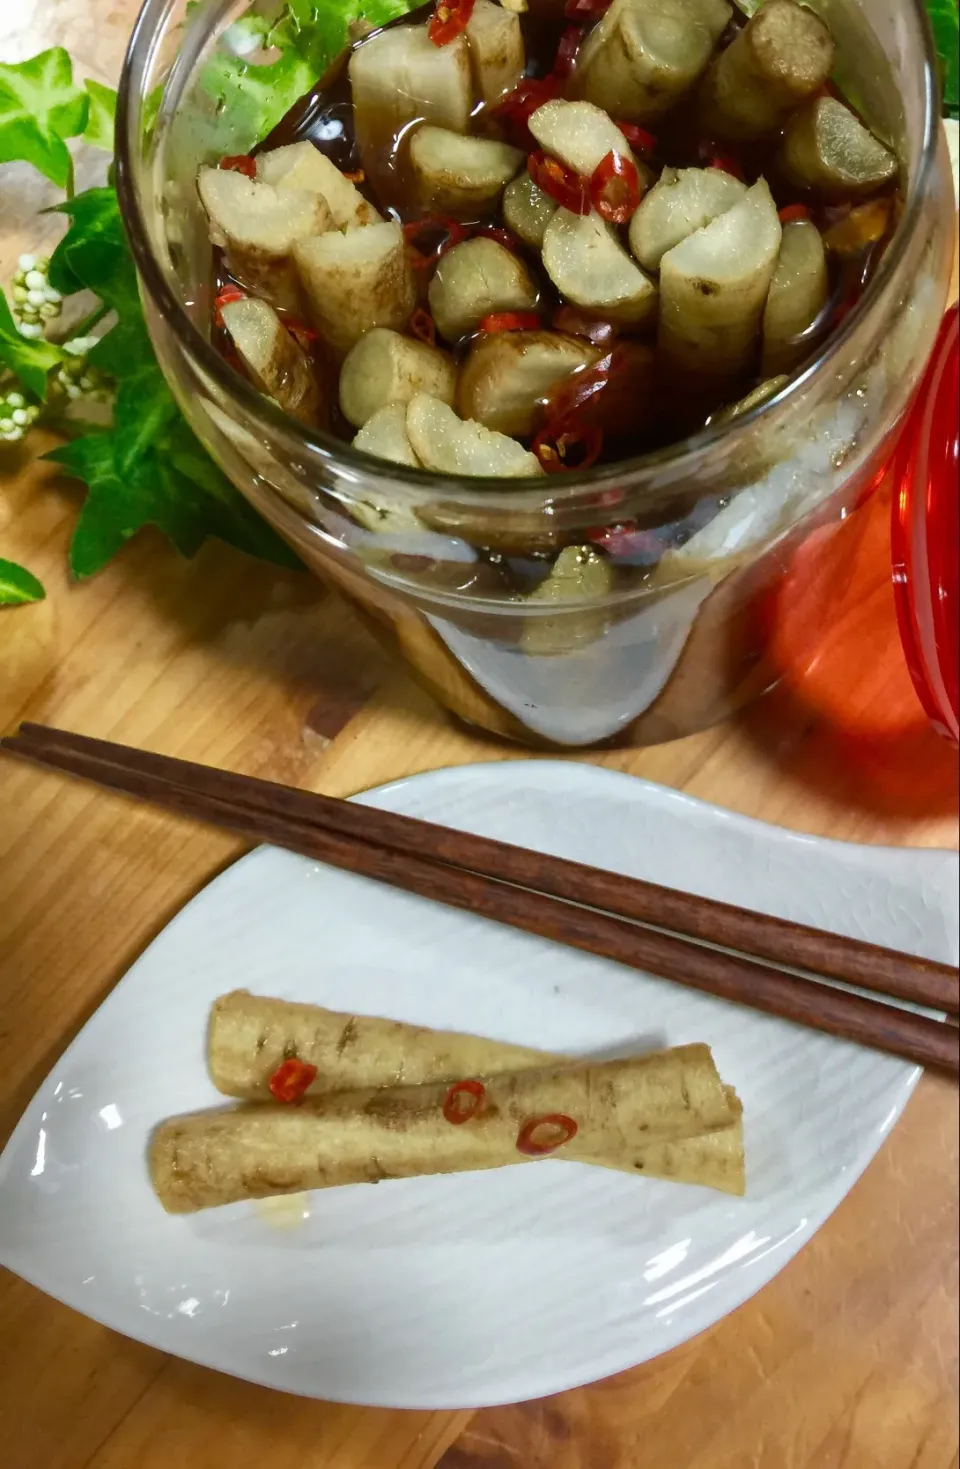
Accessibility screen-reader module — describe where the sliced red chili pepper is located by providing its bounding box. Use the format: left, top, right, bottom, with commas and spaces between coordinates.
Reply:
479, 311, 541, 333
285, 317, 319, 351
553, 26, 584, 79
214, 285, 246, 326
778, 203, 812, 225
429, 0, 475, 46
219, 154, 256, 178
268, 1057, 318, 1103
403, 216, 468, 268
516, 1113, 579, 1155
528, 150, 590, 215
564, 0, 610, 18
533, 422, 604, 473
443, 1079, 486, 1124
551, 305, 618, 348
616, 122, 657, 158
546, 343, 656, 438
410, 307, 437, 346
590, 150, 642, 224
342, 168, 366, 183
493, 76, 561, 146
473, 225, 518, 251
706, 150, 745, 180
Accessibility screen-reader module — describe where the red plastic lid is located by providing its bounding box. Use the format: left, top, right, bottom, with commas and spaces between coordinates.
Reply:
891, 303, 960, 746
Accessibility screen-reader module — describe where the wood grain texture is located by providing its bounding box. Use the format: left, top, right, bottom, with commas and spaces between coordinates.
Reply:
1, 4, 958, 1467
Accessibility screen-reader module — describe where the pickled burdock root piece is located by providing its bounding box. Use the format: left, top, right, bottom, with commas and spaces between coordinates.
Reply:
293, 221, 416, 356
699, 0, 834, 141
406, 393, 545, 475
457, 329, 601, 435
256, 141, 382, 229
466, 0, 525, 103
520, 544, 615, 656
352, 401, 424, 470
348, 25, 472, 180
409, 127, 524, 215
761, 218, 828, 376
658, 178, 781, 379
150, 1044, 737, 1211
541, 208, 658, 328
197, 168, 333, 312
528, 98, 641, 180
340, 327, 458, 428
572, 0, 731, 124
629, 166, 746, 272
503, 171, 559, 247
220, 297, 323, 428
778, 96, 898, 200
427, 237, 540, 341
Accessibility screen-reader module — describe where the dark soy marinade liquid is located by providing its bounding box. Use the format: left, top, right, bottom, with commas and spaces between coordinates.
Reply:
212, 0, 900, 466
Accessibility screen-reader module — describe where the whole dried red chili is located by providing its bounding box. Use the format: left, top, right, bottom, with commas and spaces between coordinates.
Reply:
214, 285, 246, 326
443, 1079, 486, 1124
616, 122, 657, 158
553, 25, 584, 79
403, 216, 468, 268
479, 311, 541, 333
516, 1113, 579, 1155
219, 154, 256, 178
533, 422, 604, 472
590, 150, 642, 224
268, 1057, 318, 1103
410, 307, 438, 346
778, 203, 812, 224
528, 150, 590, 215
429, 0, 476, 46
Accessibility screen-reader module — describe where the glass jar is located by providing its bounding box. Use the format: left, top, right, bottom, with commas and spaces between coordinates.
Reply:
115, 0, 955, 749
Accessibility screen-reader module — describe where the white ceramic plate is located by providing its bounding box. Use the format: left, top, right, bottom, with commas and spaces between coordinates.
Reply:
1, 762, 956, 1409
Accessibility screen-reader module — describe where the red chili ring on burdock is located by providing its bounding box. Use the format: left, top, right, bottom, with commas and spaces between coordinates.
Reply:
443, 1079, 486, 1124
429, 0, 476, 46
528, 150, 591, 216
214, 285, 246, 326
403, 217, 468, 268
590, 150, 642, 224
778, 203, 812, 224
616, 122, 657, 157
516, 1114, 579, 1155
533, 423, 604, 473
268, 1057, 319, 1103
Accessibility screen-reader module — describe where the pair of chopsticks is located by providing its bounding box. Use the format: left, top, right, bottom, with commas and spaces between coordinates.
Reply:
2, 722, 957, 1076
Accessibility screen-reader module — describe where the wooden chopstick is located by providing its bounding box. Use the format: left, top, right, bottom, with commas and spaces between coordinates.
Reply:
12, 721, 959, 1017
2, 728, 957, 1076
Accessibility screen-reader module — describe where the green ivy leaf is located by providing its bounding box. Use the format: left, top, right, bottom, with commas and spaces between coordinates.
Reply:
0, 558, 46, 606
0, 47, 88, 187
42, 185, 300, 577
0, 288, 64, 400
82, 79, 118, 151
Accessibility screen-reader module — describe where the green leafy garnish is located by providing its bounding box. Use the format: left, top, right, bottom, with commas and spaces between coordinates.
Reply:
0, 48, 87, 188
199, 0, 413, 148
43, 186, 300, 578
927, 0, 958, 118
0, 558, 46, 606
0, 288, 64, 400
82, 79, 118, 151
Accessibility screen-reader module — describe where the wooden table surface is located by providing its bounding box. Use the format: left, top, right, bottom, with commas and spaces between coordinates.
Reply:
1, 5, 958, 1466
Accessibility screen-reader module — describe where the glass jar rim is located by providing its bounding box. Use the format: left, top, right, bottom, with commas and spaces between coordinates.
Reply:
114, 0, 943, 508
